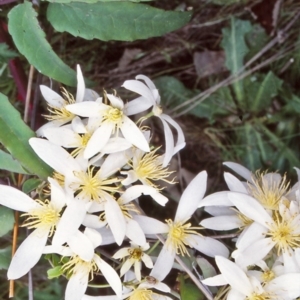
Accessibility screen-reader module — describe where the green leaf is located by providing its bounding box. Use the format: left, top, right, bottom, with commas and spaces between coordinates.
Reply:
179, 274, 204, 300
0, 246, 12, 270
221, 18, 252, 104
47, 266, 64, 279
47, 2, 191, 41
0, 43, 18, 64
245, 72, 282, 112
0, 92, 53, 179
0, 149, 29, 174
0, 206, 14, 237
22, 178, 43, 194
8, 2, 77, 86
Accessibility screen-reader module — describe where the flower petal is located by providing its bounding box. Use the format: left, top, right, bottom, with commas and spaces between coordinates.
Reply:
175, 171, 207, 223
40, 85, 64, 107
125, 96, 152, 116
223, 162, 253, 182
65, 270, 88, 300
125, 218, 146, 246
200, 215, 242, 231
8, 228, 48, 279
43, 127, 80, 148
133, 215, 168, 234
76, 65, 85, 103
199, 191, 233, 208
66, 101, 101, 117
224, 172, 248, 193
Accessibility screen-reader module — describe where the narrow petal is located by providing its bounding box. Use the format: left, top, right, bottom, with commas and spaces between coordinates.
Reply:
125, 218, 146, 246
65, 270, 88, 300
76, 65, 85, 103
223, 162, 253, 182
40, 85, 64, 107
106, 94, 124, 109
136, 74, 157, 90
105, 196, 126, 245
224, 172, 248, 193
121, 116, 150, 152
100, 151, 130, 178
49, 177, 67, 210
8, 228, 48, 279
71, 116, 87, 133
84, 123, 113, 159
84, 227, 102, 249
36, 119, 67, 137
267, 273, 300, 298
53, 197, 88, 246
200, 215, 242, 230
125, 96, 152, 116
133, 215, 168, 234
66, 102, 101, 117
161, 114, 185, 147
0, 185, 37, 212
159, 118, 174, 167
94, 256, 122, 298
150, 243, 175, 281
188, 235, 229, 258
215, 256, 253, 296
202, 274, 227, 286
43, 127, 80, 148
82, 214, 106, 229
199, 191, 233, 208
175, 171, 207, 223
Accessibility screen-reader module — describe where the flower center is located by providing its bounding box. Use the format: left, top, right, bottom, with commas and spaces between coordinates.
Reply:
246, 293, 272, 300
165, 219, 200, 256
128, 289, 153, 300
135, 149, 174, 189
71, 132, 92, 157
249, 172, 290, 210
261, 270, 275, 282
72, 167, 120, 202
128, 247, 143, 261
104, 107, 123, 124
62, 254, 98, 281
21, 200, 60, 236
266, 211, 300, 255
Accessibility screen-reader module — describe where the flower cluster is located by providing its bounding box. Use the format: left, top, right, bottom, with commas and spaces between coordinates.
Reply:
0, 66, 229, 300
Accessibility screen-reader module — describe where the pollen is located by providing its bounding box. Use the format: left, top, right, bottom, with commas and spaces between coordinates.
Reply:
261, 269, 275, 282
127, 289, 153, 300
135, 148, 175, 189
128, 247, 143, 261
104, 107, 123, 124
73, 167, 121, 202
249, 171, 290, 211
165, 219, 200, 256
44, 88, 76, 122
71, 132, 92, 157
246, 293, 272, 300
266, 211, 300, 255
21, 200, 60, 236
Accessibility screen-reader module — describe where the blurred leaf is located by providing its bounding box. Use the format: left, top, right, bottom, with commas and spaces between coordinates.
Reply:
179, 273, 205, 300
0, 246, 12, 270
47, 2, 191, 41
22, 178, 43, 194
245, 72, 282, 112
0, 149, 29, 174
284, 94, 300, 114
221, 18, 252, 104
0, 206, 14, 237
47, 266, 64, 279
210, 0, 249, 4
8, 2, 77, 86
0, 43, 18, 64
0, 92, 53, 179
196, 257, 217, 279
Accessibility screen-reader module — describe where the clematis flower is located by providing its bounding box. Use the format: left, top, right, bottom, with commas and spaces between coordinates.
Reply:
66, 93, 150, 159
203, 256, 300, 300
123, 75, 185, 166
148, 171, 229, 281
0, 178, 66, 279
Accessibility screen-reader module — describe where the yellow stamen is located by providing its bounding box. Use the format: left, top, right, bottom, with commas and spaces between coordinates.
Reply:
127, 289, 153, 300
128, 247, 143, 261
261, 270, 275, 282
71, 132, 92, 157
246, 293, 272, 300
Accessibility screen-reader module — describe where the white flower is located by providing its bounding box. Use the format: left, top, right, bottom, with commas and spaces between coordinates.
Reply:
150, 171, 229, 281
123, 75, 185, 166
113, 242, 153, 281
0, 178, 65, 279
66, 93, 150, 159
203, 256, 300, 300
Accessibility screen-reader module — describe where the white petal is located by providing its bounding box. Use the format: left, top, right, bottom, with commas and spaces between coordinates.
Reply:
66, 102, 101, 117
188, 235, 229, 258
161, 114, 185, 148
94, 256, 122, 298
223, 162, 253, 182
175, 171, 207, 223
43, 127, 80, 148
199, 191, 233, 208
68, 230, 94, 261
150, 243, 175, 281
106, 94, 124, 109
84, 227, 102, 248
159, 117, 174, 167
65, 270, 88, 300
125, 96, 152, 116
29, 138, 81, 175
125, 218, 146, 246
82, 214, 106, 229
202, 274, 227, 286
200, 215, 242, 230
101, 137, 132, 154
105, 196, 126, 245
76, 65, 85, 103
204, 206, 235, 216
228, 193, 273, 226
96, 227, 116, 245
53, 197, 88, 246
8, 228, 48, 279
49, 177, 66, 210
84, 123, 113, 159
224, 172, 248, 193
132, 215, 168, 234
121, 116, 150, 152
40, 85, 64, 107
100, 151, 130, 178
0, 185, 38, 212
267, 273, 300, 298
215, 256, 253, 296
141, 253, 153, 268
136, 74, 157, 90
71, 116, 87, 133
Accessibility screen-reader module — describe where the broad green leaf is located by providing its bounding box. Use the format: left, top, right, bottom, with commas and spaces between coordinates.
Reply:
0, 246, 12, 270
245, 72, 282, 112
22, 178, 43, 194
0, 206, 14, 237
179, 274, 204, 300
0, 149, 29, 174
0, 93, 53, 179
47, 2, 191, 41
8, 2, 77, 86
221, 18, 252, 104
